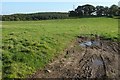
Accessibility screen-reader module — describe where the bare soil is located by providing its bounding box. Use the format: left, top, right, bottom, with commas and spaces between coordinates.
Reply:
29, 36, 120, 79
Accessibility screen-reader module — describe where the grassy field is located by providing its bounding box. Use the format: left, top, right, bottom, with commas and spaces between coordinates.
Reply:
2, 17, 118, 78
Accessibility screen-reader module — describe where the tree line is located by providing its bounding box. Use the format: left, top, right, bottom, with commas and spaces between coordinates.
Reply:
2, 12, 69, 21
2, 4, 120, 21
69, 4, 120, 17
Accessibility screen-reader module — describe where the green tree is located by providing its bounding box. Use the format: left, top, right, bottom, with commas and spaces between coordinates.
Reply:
82, 4, 95, 16
109, 5, 119, 16
96, 6, 105, 16
104, 6, 109, 16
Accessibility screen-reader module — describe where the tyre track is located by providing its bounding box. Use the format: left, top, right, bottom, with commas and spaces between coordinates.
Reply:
29, 36, 119, 79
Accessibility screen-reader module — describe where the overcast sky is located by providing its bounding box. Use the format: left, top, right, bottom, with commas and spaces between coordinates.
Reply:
1, 0, 119, 15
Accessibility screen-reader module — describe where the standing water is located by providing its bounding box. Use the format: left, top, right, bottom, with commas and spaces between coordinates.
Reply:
80, 41, 100, 47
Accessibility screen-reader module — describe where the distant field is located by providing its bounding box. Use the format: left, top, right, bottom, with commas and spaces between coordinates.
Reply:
2, 17, 118, 78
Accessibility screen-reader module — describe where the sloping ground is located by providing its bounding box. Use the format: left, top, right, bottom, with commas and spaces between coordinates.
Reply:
2, 18, 118, 78
30, 36, 119, 79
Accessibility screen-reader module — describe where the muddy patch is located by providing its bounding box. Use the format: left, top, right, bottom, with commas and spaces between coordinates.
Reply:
80, 41, 100, 47
30, 35, 119, 79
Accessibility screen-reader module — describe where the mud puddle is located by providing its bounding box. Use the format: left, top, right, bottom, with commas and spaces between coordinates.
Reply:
92, 59, 103, 66
80, 41, 100, 47
29, 35, 119, 79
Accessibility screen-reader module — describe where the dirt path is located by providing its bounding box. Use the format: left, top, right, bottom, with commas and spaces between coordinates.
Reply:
30, 36, 119, 79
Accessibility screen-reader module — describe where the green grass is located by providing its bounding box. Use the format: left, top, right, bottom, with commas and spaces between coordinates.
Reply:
2, 17, 118, 78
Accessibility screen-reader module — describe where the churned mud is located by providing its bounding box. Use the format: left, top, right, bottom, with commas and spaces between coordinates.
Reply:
30, 35, 119, 79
